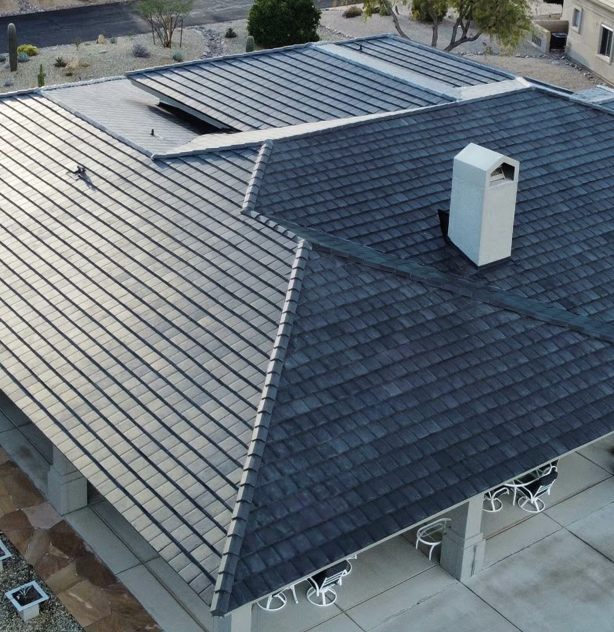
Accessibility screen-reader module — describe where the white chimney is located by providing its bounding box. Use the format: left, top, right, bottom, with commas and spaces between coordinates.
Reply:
447, 143, 519, 268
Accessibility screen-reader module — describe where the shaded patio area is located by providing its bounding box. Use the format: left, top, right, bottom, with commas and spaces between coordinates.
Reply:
254, 437, 614, 632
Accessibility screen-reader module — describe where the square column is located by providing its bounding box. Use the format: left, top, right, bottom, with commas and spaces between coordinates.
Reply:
440, 494, 485, 581
213, 604, 252, 632
47, 446, 88, 515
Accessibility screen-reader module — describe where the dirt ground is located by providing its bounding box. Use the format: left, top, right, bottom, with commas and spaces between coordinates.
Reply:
0, 29, 204, 93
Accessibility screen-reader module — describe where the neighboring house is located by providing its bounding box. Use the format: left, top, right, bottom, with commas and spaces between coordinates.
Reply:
563, 0, 614, 84
1, 34, 614, 632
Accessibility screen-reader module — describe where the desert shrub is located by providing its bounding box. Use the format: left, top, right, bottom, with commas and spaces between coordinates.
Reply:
343, 4, 363, 17
247, 0, 321, 48
110, 36, 117, 43
17, 52, 30, 63
17, 44, 38, 56
412, 0, 448, 22
0, 54, 6, 62
132, 42, 151, 58
97, 34, 107, 44
225, 27, 237, 38
54, 56, 67, 67
172, 51, 184, 62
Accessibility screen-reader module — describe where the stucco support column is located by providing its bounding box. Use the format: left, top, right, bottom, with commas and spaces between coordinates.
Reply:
440, 494, 485, 581
47, 446, 88, 515
212, 604, 252, 632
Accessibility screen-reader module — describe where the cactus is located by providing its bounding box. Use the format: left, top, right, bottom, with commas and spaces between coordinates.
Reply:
246, 35, 255, 52
8, 23, 17, 72
37, 64, 45, 88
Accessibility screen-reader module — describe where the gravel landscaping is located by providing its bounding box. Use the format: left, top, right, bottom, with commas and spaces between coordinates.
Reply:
0, 533, 83, 632
0, 29, 204, 92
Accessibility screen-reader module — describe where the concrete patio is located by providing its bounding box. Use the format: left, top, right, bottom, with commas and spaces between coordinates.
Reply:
254, 437, 614, 632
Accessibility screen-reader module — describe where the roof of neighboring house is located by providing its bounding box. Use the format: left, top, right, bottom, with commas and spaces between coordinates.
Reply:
126, 39, 461, 130
44, 78, 210, 153
2, 60, 614, 619
337, 35, 514, 87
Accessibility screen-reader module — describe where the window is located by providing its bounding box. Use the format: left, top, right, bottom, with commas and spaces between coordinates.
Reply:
599, 25, 613, 58
572, 7, 582, 30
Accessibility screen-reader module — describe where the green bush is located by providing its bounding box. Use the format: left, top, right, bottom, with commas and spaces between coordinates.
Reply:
172, 51, 184, 62
225, 27, 237, 38
110, 36, 118, 43
17, 44, 38, 56
17, 51, 30, 63
412, 0, 448, 22
343, 4, 363, 17
0, 54, 6, 62
247, 0, 321, 49
54, 56, 67, 68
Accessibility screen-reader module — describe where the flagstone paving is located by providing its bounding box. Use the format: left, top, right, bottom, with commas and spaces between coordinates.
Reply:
0, 447, 162, 632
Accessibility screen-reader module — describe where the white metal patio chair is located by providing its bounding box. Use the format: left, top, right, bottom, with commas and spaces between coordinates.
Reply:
257, 584, 299, 611
415, 518, 451, 560
516, 470, 558, 513
306, 560, 352, 607
483, 486, 510, 513
505, 461, 558, 507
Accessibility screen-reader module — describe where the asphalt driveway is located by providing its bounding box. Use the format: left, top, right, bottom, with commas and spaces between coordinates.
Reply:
0, 0, 337, 49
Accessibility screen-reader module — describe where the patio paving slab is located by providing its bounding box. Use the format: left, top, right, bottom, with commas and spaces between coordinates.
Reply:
467, 529, 614, 632
484, 513, 561, 568
308, 613, 364, 632
66, 507, 139, 573
345, 565, 455, 630
334, 535, 435, 610
369, 583, 519, 632
578, 434, 614, 475
253, 584, 343, 632
93, 500, 159, 563
116, 564, 204, 632
546, 477, 614, 526
566, 501, 614, 562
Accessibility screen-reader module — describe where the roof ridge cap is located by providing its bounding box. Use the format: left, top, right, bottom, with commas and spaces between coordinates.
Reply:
210, 240, 311, 616
280, 225, 614, 344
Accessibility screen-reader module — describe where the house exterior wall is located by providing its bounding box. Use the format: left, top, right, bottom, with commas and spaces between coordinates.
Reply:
564, 0, 614, 84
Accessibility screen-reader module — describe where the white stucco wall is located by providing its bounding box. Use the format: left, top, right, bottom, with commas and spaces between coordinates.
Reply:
564, 0, 614, 84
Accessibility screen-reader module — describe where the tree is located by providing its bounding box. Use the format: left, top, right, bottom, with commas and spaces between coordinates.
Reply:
137, 0, 195, 48
411, 0, 450, 47
248, 0, 321, 49
360, 0, 531, 52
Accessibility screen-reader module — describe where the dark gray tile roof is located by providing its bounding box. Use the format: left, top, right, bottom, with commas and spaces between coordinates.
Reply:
337, 35, 514, 87
44, 78, 207, 153
226, 247, 614, 610
255, 88, 614, 323
0, 92, 298, 604
126, 43, 450, 131
3, 79, 614, 620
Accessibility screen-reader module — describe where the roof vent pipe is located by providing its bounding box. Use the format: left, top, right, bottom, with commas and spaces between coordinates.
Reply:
447, 143, 519, 268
